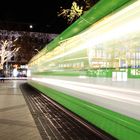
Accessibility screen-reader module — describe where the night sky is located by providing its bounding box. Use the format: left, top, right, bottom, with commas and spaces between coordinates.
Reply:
0, 0, 75, 33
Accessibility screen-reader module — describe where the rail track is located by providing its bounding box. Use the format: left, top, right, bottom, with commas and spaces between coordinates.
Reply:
20, 83, 116, 140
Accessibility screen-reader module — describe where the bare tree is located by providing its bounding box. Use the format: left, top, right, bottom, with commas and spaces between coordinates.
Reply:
0, 39, 20, 69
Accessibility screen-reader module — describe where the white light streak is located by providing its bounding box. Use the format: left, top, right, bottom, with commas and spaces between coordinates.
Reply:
32, 77, 140, 103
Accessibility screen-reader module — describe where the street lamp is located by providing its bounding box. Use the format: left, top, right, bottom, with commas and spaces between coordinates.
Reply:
34, 49, 39, 53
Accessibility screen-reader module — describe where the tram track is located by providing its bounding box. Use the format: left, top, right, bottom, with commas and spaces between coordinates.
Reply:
20, 83, 116, 140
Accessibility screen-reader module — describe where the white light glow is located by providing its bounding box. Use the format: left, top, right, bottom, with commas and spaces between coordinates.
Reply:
27, 70, 31, 77
13, 68, 18, 77
29, 25, 33, 29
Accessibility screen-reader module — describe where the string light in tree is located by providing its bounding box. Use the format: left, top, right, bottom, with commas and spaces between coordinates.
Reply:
58, 1, 83, 24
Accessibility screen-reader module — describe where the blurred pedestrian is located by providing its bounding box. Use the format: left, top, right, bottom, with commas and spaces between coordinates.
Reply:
0, 72, 5, 83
